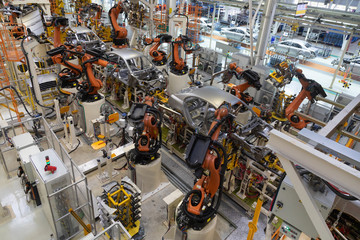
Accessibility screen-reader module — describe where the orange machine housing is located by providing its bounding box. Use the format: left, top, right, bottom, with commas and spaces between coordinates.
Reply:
187, 106, 229, 215
285, 69, 327, 129
108, 0, 128, 48
137, 96, 160, 152
144, 34, 172, 66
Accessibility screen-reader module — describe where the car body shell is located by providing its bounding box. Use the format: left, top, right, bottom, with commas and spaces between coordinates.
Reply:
107, 48, 165, 90
189, 17, 212, 32
271, 39, 318, 59
168, 86, 240, 133
67, 26, 106, 51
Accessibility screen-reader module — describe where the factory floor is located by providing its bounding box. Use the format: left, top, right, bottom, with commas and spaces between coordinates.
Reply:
0, 162, 54, 240
199, 34, 360, 98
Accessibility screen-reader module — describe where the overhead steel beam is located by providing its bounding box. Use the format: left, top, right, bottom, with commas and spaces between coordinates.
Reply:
201, 0, 360, 31
294, 111, 360, 142
268, 129, 360, 201
318, 94, 360, 138
274, 15, 359, 34
298, 128, 360, 167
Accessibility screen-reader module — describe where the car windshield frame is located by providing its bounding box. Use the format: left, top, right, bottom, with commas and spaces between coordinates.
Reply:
76, 31, 100, 42
124, 55, 154, 73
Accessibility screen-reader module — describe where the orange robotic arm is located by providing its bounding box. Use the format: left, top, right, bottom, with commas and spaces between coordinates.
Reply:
178, 104, 232, 230
223, 63, 262, 104
127, 96, 163, 164
78, 4, 102, 26
90, 3, 103, 20
144, 34, 172, 66
49, 45, 83, 73
48, 17, 68, 47
108, 0, 128, 48
48, 45, 111, 97
47, 45, 84, 91
285, 69, 327, 129
170, 35, 199, 75
187, 106, 228, 215
80, 54, 110, 96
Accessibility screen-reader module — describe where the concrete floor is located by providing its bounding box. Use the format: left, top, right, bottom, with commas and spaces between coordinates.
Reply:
0, 163, 54, 240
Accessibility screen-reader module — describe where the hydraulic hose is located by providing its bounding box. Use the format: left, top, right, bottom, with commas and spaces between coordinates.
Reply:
133, 106, 162, 156
181, 139, 228, 224
0, 85, 35, 117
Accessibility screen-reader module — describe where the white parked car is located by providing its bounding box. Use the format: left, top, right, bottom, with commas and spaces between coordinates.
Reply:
332, 56, 360, 75
189, 17, 212, 32
270, 39, 319, 59
221, 27, 258, 42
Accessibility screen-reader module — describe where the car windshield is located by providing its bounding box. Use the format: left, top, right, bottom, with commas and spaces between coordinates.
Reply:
305, 42, 312, 48
77, 32, 99, 42
126, 56, 153, 72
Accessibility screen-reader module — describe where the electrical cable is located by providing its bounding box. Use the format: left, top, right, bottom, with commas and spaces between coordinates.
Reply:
114, 162, 127, 171
296, 166, 358, 201
323, 180, 357, 201
0, 85, 35, 117
68, 139, 81, 154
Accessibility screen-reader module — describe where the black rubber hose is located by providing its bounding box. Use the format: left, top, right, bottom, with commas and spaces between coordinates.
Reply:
182, 140, 228, 223
21, 35, 55, 116
0, 85, 35, 117
323, 180, 357, 201
296, 167, 357, 201
208, 114, 232, 138
68, 139, 81, 154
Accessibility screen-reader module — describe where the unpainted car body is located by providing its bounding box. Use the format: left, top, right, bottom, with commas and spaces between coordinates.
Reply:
107, 48, 166, 91
270, 39, 318, 59
168, 86, 240, 133
67, 26, 106, 51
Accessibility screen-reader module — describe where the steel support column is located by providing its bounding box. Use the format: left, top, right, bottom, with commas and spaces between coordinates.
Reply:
255, 0, 277, 65
329, 31, 353, 89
